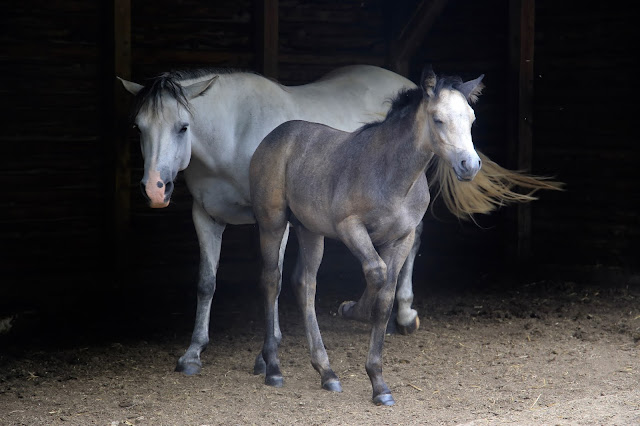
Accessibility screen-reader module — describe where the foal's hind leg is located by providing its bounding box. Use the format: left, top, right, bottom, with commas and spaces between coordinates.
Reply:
291, 224, 341, 392
253, 224, 288, 375
257, 215, 289, 387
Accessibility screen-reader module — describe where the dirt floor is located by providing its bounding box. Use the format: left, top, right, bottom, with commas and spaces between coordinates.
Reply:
1, 273, 639, 425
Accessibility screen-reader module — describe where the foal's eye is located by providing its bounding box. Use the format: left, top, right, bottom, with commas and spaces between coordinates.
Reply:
433, 118, 443, 125
179, 125, 188, 134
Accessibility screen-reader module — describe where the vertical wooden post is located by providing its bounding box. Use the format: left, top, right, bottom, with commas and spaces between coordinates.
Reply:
508, 0, 535, 260
112, 0, 132, 286
255, 0, 279, 79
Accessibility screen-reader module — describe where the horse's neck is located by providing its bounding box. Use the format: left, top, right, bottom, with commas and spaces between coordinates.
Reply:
189, 73, 292, 172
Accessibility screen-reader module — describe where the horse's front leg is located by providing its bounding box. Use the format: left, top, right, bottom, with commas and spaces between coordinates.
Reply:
394, 221, 422, 335
176, 201, 225, 375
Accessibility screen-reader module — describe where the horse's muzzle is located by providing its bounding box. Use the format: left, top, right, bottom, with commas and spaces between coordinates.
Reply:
140, 178, 173, 208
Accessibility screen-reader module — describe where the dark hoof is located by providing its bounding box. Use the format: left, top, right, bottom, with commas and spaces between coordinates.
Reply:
322, 380, 342, 393
265, 374, 284, 387
253, 354, 266, 375
373, 393, 395, 406
396, 315, 420, 335
338, 301, 356, 318
175, 361, 202, 376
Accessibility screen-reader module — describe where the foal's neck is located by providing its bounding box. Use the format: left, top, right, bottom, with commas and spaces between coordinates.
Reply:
372, 102, 434, 191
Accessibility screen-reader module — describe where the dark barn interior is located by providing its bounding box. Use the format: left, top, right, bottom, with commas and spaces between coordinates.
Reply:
1, 0, 639, 423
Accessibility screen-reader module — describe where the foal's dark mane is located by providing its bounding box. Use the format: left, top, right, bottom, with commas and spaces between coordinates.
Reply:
130, 68, 253, 120
356, 75, 468, 134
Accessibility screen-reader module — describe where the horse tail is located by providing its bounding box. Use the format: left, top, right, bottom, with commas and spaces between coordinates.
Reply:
428, 151, 565, 220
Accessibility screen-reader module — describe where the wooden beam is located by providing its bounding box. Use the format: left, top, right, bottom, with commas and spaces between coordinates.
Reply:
389, 0, 449, 76
112, 0, 132, 286
508, 0, 535, 260
255, 0, 279, 79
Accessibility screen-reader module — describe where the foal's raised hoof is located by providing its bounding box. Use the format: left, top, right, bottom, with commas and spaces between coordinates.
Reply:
322, 379, 342, 392
373, 393, 395, 406
175, 360, 202, 376
396, 315, 420, 335
253, 353, 266, 375
338, 300, 357, 319
265, 374, 284, 387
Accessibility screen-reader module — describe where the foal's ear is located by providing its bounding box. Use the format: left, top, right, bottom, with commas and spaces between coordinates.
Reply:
118, 77, 144, 95
183, 76, 218, 100
420, 65, 437, 97
458, 74, 485, 104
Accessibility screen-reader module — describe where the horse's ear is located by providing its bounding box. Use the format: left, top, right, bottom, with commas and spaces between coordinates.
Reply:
118, 77, 144, 95
458, 74, 485, 104
420, 65, 437, 97
183, 76, 218, 100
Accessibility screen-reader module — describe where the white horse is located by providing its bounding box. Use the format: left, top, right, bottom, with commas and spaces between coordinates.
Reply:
119, 65, 560, 375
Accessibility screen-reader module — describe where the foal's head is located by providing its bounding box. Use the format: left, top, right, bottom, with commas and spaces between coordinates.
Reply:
420, 67, 484, 181
119, 72, 217, 207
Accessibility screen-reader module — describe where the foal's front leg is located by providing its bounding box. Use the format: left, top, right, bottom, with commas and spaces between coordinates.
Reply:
336, 218, 396, 405
291, 225, 342, 392
176, 202, 225, 375
366, 231, 416, 406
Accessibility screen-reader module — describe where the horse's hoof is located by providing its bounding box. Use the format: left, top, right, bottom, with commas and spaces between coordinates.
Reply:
265, 374, 284, 387
253, 354, 266, 375
175, 360, 202, 376
338, 301, 356, 318
322, 379, 342, 393
396, 315, 420, 335
373, 393, 395, 406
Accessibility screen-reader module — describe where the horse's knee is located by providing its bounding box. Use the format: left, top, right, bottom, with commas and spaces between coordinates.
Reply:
362, 259, 387, 288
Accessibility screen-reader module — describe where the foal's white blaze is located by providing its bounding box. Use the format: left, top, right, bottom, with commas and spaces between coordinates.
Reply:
431, 89, 481, 181
136, 97, 192, 208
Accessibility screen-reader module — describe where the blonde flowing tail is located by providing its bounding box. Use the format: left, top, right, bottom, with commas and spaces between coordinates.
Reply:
428, 151, 565, 220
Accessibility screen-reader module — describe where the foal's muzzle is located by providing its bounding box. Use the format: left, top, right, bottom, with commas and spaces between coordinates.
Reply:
454, 155, 482, 182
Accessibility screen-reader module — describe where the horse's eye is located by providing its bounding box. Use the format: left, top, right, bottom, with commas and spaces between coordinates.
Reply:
433, 118, 443, 125
133, 124, 141, 133
179, 125, 188, 134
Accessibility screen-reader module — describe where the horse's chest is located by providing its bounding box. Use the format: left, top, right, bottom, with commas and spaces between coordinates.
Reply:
184, 173, 255, 225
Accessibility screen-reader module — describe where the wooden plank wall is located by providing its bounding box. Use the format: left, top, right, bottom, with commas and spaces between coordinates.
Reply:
1, 0, 105, 309
532, 1, 638, 269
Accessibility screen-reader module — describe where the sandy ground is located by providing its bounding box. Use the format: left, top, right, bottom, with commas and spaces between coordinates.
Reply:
1, 276, 639, 425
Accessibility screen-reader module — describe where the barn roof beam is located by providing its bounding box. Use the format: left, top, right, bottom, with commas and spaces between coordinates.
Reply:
389, 0, 450, 77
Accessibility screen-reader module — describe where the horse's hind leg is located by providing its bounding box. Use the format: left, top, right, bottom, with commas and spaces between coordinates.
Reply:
291, 224, 341, 392
253, 224, 288, 375
394, 221, 422, 335
176, 201, 226, 375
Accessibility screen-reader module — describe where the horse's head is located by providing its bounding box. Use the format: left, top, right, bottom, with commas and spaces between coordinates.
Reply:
421, 67, 484, 181
119, 74, 217, 207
